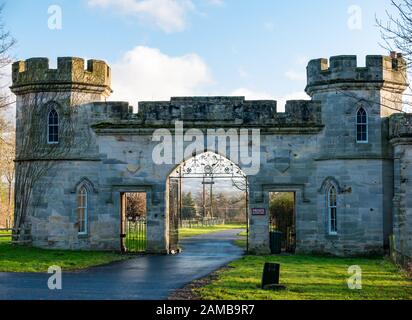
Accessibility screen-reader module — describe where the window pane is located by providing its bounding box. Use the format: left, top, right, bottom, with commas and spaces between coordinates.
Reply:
357, 124, 367, 142
77, 187, 88, 234
330, 208, 337, 233
361, 131, 367, 142
329, 187, 336, 206
328, 186, 338, 234
48, 110, 59, 143
356, 108, 368, 142
78, 208, 85, 233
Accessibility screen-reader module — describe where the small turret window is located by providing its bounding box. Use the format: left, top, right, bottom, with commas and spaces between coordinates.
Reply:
356, 107, 368, 143
48, 109, 59, 144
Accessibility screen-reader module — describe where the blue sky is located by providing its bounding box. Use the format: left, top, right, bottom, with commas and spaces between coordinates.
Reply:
4, 0, 397, 108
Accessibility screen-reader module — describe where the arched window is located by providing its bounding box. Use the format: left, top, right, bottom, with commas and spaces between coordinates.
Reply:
77, 186, 88, 235
356, 107, 368, 143
328, 186, 338, 235
48, 109, 59, 144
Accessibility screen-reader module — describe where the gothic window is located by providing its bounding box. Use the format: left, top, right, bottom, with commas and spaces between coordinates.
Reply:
356, 107, 368, 143
47, 109, 59, 144
77, 186, 88, 235
328, 185, 338, 235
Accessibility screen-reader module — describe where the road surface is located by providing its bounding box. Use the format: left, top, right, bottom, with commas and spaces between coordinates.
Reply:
0, 229, 244, 300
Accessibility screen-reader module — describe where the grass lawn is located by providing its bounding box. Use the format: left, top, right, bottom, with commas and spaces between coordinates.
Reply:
0, 231, 129, 272
179, 224, 246, 238
234, 231, 247, 249
0, 231, 11, 243
196, 255, 412, 300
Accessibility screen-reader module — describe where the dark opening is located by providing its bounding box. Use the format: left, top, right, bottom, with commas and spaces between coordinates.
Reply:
120, 192, 147, 253
269, 192, 296, 253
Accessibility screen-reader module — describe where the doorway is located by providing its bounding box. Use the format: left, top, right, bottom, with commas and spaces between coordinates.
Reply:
269, 192, 296, 253
120, 192, 147, 253
167, 152, 249, 254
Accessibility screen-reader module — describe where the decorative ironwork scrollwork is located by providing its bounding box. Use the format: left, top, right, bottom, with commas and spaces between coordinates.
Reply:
170, 152, 246, 179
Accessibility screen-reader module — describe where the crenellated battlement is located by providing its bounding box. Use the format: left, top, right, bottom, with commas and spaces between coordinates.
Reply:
306, 54, 408, 96
11, 57, 112, 96
91, 97, 323, 133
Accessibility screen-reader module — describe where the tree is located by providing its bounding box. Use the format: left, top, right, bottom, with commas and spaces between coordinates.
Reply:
0, 3, 15, 229
126, 192, 146, 221
377, 0, 412, 111
181, 192, 197, 219
269, 192, 294, 231
0, 129, 15, 228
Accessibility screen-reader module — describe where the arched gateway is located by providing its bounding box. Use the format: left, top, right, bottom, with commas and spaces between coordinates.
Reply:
10, 54, 412, 257
167, 152, 248, 253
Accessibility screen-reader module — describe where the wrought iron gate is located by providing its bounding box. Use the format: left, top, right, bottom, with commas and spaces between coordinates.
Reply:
120, 192, 147, 253
168, 152, 250, 253
125, 217, 147, 253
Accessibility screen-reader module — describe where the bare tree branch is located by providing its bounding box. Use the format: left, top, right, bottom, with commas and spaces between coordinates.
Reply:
377, 0, 412, 110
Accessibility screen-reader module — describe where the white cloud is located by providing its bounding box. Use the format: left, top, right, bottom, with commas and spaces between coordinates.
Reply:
110, 46, 213, 106
285, 70, 306, 81
229, 88, 275, 101
277, 91, 310, 112
108, 46, 310, 113
285, 56, 309, 82
87, 0, 194, 33
229, 88, 309, 112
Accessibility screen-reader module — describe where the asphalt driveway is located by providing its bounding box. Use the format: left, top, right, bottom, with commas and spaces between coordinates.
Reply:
0, 229, 244, 300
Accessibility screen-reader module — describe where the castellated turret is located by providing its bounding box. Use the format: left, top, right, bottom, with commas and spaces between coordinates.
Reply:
306, 54, 408, 117
306, 54, 408, 95
10, 57, 112, 103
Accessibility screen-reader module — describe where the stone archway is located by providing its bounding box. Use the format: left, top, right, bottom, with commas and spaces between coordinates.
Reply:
165, 151, 249, 254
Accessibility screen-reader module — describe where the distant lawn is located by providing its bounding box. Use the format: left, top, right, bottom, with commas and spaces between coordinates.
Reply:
179, 224, 246, 238
196, 255, 412, 300
0, 240, 129, 273
0, 230, 11, 243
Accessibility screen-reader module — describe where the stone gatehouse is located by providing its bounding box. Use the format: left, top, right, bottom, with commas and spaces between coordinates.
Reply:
10, 54, 412, 257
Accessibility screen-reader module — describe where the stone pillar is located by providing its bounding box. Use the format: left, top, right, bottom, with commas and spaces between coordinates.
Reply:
146, 183, 168, 254
248, 182, 270, 255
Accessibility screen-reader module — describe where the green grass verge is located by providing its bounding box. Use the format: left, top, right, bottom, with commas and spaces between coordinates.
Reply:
196, 255, 412, 300
234, 231, 247, 249
179, 224, 246, 238
0, 240, 129, 273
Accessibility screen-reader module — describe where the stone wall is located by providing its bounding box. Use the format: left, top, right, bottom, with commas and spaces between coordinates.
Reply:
390, 114, 412, 263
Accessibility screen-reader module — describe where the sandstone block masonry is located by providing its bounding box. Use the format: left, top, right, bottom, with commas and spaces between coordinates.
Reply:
9, 54, 412, 259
